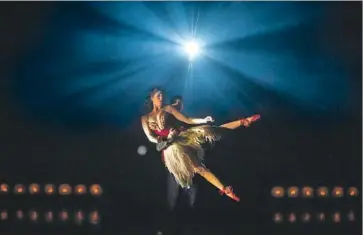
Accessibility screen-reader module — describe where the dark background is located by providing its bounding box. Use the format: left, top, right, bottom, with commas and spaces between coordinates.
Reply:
0, 2, 361, 235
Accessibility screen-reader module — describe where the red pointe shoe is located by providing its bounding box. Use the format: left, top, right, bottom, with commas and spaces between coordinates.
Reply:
240, 114, 261, 127
219, 186, 240, 202
248, 114, 261, 122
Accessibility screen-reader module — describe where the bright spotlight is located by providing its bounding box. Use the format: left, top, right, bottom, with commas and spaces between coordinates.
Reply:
184, 41, 200, 61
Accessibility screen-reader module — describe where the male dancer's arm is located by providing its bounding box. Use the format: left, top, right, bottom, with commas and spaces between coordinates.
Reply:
156, 139, 171, 151
156, 129, 178, 151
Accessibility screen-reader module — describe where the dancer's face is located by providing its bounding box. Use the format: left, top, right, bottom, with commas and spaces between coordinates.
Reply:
151, 90, 163, 107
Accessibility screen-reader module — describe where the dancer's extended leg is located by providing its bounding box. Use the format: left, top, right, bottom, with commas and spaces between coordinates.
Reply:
219, 120, 242, 130
194, 166, 240, 202
220, 114, 260, 130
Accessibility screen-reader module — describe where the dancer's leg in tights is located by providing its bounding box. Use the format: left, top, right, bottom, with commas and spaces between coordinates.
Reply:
166, 172, 180, 212
219, 114, 260, 130
193, 166, 239, 201
194, 166, 224, 191
219, 120, 243, 130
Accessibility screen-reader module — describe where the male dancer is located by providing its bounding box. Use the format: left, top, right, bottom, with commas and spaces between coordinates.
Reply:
157, 96, 198, 211
154, 96, 197, 235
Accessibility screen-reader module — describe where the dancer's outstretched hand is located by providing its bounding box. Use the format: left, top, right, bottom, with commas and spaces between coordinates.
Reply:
204, 116, 215, 123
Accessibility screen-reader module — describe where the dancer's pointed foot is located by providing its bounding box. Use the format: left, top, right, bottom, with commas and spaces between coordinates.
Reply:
248, 114, 260, 122
219, 186, 240, 202
240, 114, 261, 127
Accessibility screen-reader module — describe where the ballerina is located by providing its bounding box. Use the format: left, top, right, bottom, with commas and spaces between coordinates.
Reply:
141, 88, 260, 202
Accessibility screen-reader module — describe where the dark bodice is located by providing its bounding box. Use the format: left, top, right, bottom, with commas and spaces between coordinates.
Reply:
147, 109, 174, 132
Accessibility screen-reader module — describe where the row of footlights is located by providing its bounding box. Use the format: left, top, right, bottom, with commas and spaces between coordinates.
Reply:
271, 186, 358, 198
0, 183, 102, 195
0, 209, 100, 224
273, 211, 356, 223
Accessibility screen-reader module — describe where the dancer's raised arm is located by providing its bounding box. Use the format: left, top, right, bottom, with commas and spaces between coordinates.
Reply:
141, 116, 159, 143
164, 105, 213, 125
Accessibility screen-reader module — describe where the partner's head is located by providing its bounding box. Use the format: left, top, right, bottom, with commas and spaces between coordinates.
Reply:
171, 95, 183, 111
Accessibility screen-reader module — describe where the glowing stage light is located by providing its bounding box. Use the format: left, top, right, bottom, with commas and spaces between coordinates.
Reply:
317, 212, 325, 221
59, 184, 72, 195
0, 210, 8, 220
29, 183, 40, 194
45, 184, 55, 195
332, 186, 344, 197
347, 211, 355, 221
317, 187, 329, 197
75, 211, 85, 224
332, 212, 341, 223
16, 210, 24, 220
183, 41, 200, 61
0, 183, 9, 193
29, 210, 38, 221
302, 186, 313, 198
90, 184, 102, 196
273, 213, 283, 223
59, 210, 69, 222
271, 186, 284, 198
301, 212, 311, 222
347, 187, 358, 197
14, 184, 26, 194
45, 211, 53, 222
89, 211, 100, 225
287, 186, 299, 198
75, 184, 87, 195
288, 213, 296, 223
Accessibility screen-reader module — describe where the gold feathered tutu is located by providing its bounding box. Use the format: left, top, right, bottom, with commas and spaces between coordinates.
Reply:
161, 125, 225, 188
